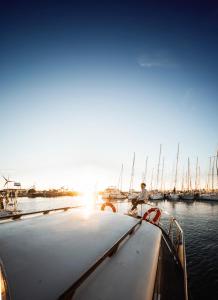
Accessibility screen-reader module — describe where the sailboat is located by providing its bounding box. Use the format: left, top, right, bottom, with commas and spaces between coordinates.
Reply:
200, 152, 218, 201
180, 157, 195, 200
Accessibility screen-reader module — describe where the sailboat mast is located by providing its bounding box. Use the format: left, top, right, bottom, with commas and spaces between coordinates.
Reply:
198, 166, 201, 191
207, 157, 211, 191
216, 150, 218, 190
118, 164, 123, 191
143, 156, 148, 183
129, 153, 135, 192
195, 157, 198, 190
150, 167, 154, 191
174, 143, 180, 191
187, 157, 190, 191
185, 171, 188, 191
181, 168, 185, 191
156, 144, 162, 190
120, 164, 123, 191
212, 157, 215, 191
160, 157, 165, 192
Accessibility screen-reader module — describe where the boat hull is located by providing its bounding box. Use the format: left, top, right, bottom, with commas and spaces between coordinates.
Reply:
180, 194, 195, 200
149, 193, 164, 200
199, 194, 218, 201
168, 194, 180, 201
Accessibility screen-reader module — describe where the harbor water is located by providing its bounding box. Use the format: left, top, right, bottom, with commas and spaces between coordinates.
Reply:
6, 197, 218, 300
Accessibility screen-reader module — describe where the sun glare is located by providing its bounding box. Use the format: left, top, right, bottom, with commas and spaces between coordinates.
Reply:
81, 187, 99, 216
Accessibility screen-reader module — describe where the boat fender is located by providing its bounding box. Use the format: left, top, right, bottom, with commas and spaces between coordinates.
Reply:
142, 207, 161, 224
101, 202, 116, 213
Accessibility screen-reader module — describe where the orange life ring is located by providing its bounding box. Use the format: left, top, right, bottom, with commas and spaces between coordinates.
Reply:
101, 202, 116, 213
142, 207, 161, 224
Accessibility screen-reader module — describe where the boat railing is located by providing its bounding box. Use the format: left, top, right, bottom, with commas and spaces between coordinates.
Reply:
139, 202, 188, 300
141, 202, 188, 300
105, 200, 188, 300
0, 205, 83, 222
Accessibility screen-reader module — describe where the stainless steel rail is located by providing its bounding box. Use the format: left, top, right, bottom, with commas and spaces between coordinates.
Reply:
173, 219, 189, 300
0, 206, 83, 221
141, 203, 189, 300
109, 201, 189, 300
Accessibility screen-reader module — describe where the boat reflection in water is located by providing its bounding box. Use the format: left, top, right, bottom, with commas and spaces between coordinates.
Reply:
0, 198, 188, 300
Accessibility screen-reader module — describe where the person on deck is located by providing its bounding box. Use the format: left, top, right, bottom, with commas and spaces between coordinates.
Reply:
130, 183, 148, 212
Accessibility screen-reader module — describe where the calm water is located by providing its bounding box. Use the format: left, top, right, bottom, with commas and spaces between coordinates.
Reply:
12, 197, 218, 299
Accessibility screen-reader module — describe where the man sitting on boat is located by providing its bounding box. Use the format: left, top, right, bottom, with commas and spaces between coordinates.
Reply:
129, 183, 148, 214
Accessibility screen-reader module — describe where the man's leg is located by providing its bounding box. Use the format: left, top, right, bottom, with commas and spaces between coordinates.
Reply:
131, 199, 138, 211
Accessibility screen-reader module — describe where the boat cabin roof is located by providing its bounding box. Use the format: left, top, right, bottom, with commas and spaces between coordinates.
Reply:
0, 208, 161, 300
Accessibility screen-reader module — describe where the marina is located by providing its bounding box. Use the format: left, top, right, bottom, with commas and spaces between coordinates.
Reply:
1, 1, 218, 299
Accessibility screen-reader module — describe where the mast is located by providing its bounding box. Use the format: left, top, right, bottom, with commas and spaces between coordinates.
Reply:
160, 157, 165, 192
174, 143, 180, 191
216, 150, 218, 190
117, 164, 123, 191
187, 157, 191, 191
129, 152, 135, 192
207, 157, 212, 191
185, 171, 188, 191
150, 167, 154, 191
198, 166, 201, 191
195, 157, 199, 190
212, 157, 215, 191
156, 144, 162, 190
142, 156, 148, 183
181, 168, 185, 191
170, 163, 175, 190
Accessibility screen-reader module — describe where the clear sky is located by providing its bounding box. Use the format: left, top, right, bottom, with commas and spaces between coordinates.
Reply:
0, 0, 217, 191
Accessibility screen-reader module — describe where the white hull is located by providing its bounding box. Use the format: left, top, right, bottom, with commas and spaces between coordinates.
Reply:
168, 194, 180, 200
150, 193, 164, 200
180, 194, 194, 200
199, 194, 218, 201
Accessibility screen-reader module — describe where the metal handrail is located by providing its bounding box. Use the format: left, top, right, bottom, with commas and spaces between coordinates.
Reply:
110, 201, 189, 300
143, 203, 189, 300
0, 206, 83, 221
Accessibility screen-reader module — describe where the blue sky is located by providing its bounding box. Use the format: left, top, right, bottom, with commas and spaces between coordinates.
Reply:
0, 1, 217, 191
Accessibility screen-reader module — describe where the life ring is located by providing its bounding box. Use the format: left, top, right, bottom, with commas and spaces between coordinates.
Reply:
142, 207, 161, 224
101, 202, 116, 213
